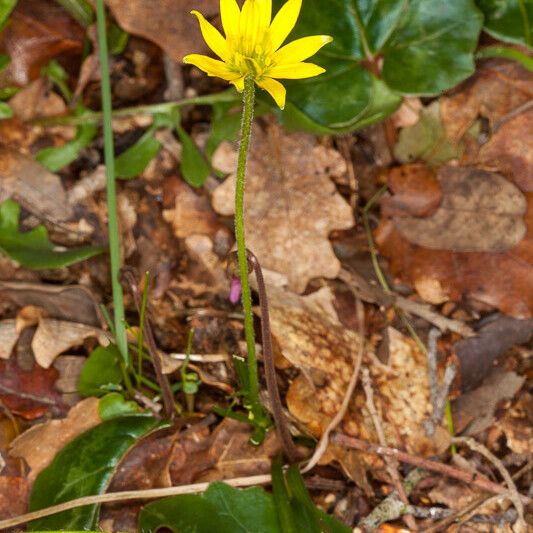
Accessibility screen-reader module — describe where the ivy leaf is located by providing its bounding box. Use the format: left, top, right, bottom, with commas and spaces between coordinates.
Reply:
139, 482, 280, 533
27, 415, 162, 531
0, 199, 103, 269
273, 0, 482, 132
78, 344, 124, 397
478, 0, 533, 47
36, 121, 97, 171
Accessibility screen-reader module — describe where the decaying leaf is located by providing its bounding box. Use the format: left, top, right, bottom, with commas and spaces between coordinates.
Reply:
0, 476, 30, 520
376, 165, 533, 317
454, 315, 533, 391
452, 369, 525, 436
0, 358, 62, 420
0, 146, 74, 223
0, 0, 84, 86
0, 281, 102, 327
479, 107, 533, 192
268, 286, 448, 459
31, 318, 109, 368
0, 319, 17, 359
9, 397, 101, 481
497, 392, 533, 455
212, 124, 354, 292
392, 167, 527, 252
441, 60, 533, 144
105, 0, 218, 62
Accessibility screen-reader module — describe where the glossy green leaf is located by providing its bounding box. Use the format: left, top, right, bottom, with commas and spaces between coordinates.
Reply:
139, 482, 279, 533
478, 0, 533, 47
115, 128, 161, 179
36, 121, 97, 171
176, 124, 210, 187
28, 415, 161, 531
99, 392, 140, 420
78, 345, 123, 397
273, 0, 482, 131
0, 199, 103, 269
0, 101, 12, 119
476, 44, 533, 70
0, 0, 17, 28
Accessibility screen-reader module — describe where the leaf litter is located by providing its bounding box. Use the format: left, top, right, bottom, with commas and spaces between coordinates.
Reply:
0, 2, 530, 531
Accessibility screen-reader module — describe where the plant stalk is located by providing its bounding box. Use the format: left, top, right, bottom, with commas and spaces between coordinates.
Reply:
235, 76, 263, 422
95, 0, 128, 365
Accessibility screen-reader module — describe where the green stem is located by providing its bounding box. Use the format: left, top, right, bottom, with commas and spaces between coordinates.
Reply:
235, 77, 262, 420
95, 0, 128, 366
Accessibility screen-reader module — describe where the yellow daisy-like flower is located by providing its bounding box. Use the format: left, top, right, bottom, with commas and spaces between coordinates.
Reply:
183, 0, 332, 109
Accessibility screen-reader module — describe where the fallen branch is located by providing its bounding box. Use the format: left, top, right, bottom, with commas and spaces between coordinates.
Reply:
331, 433, 531, 506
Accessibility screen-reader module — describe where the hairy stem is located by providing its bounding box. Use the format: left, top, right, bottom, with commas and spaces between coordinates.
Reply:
95, 0, 128, 365
235, 77, 265, 424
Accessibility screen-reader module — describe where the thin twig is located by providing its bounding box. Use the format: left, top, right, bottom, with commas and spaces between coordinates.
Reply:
362, 367, 418, 531
302, 298, 365, 473
122, 270, 176, 420
247, 250, 298, 463
452, 436, 526, 531
0, 474, 273, 529
331, 433, 531, 505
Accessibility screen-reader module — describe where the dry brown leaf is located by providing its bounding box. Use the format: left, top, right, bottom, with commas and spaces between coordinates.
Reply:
31, 318, 109, 368
9, 397, 101, 481
53, 355, 85, 406
392, 167, 527, 252
0, 146, 74, 223
0, 320, 18, 360
0, 0, 84, 86
212, 124, 354, 292
497, 392, 533, 455
0, 476, 29, 519
163, 178, 222, 239
380, 164, 443, 218
268, 287, 448, 458
0, 281, 102, 327
479, 108, 533, 192
441, 60, 533, 144
105, 0, 217, 62
376, 164, 533, 317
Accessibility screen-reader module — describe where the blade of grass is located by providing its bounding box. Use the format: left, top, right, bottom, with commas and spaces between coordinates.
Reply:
95, 0, 128, 366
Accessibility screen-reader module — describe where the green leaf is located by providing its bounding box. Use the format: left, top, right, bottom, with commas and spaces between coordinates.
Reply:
28, 415, 162, 531
41, 58, 72, 100
0, 53, 10, 71
0, 86, 19, 100
78, 345, 123, 397
99, 392, 140, 420
478, 0, 533, 47
176, 124, 210, 187
206, 102, 241, 157
109, 22, 129, 55
36, 121, 97, 171
115, 128, 161, 179
0, 0, 17, 28
0, 199, 103, 269
139, 482, 280, 533
272, 0, 482, 132
476, 44, 533, 70
0, 101, 12, 119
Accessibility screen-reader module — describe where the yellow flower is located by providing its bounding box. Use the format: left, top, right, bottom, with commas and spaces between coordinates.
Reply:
183, 0, 332, 109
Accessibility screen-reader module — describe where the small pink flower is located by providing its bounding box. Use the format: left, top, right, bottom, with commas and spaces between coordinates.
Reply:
229, 276, 242, 304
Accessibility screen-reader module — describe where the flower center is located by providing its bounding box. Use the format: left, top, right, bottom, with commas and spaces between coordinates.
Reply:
228, 34, 275, 79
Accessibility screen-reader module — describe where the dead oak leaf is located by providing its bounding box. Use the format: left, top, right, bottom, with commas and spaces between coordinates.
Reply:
441, 59, 533, 144
212, 124, 354, 292
105, 0, 218, 62
376, 166, 533, 317
479, 107, 533, 192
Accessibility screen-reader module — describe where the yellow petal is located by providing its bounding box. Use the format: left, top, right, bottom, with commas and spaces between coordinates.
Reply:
268, 61, 325, 79
259, 0, 272, 27
183, 54, 240, 81
273, 35, 332, 64
191, 11, 229, 61
240, 0, 265, 54
220, 0, 241, 39
269, 0, 302, 51
256, 77, 286, 109
231, 76, 246, 92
